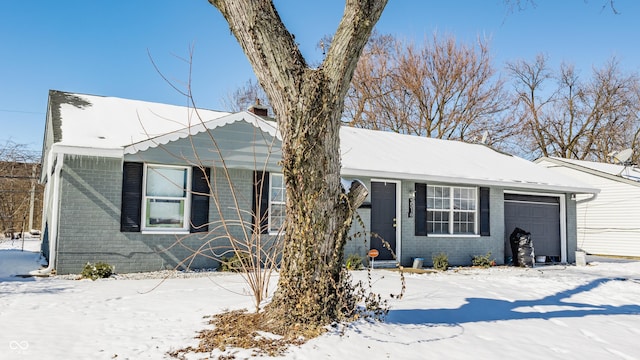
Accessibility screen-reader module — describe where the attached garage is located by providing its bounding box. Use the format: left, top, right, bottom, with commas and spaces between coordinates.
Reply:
504, 193, 566, 263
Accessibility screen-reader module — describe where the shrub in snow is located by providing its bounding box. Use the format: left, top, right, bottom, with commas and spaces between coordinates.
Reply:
432, 252, 449, 271
217, 252, 252, 272
471, 252, 496, 268
345, 253, 363, 270
80, 262, 114, 280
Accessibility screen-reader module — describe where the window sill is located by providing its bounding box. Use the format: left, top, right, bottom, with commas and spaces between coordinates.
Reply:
426, 234, 480, 238
141, 229, 190, 235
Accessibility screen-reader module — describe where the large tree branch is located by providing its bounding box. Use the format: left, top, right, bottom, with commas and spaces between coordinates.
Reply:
209, 0, 306, 112
324, 0, 388, 99
210, 0, 387, 123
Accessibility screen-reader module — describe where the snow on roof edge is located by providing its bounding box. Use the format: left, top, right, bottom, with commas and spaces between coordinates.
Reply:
44, 91, 595, 193
537, 157, 640, 187
48, 90, 233, 151
50, 143, 124, 158
342, 168, 598, 194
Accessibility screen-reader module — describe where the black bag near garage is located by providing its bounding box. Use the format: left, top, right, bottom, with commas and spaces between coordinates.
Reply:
509, 227, 534, 267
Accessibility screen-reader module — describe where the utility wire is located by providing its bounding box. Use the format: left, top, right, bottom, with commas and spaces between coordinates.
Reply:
0, 109, 44, 115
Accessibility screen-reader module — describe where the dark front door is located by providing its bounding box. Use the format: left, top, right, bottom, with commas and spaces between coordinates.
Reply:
504, 194, 561, 260
370, 181, 397, 261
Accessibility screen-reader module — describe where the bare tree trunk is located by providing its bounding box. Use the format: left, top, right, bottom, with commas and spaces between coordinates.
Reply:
209, 0, 387, 330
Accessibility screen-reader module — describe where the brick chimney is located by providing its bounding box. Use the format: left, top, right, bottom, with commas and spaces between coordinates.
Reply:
248, 99, 268, 117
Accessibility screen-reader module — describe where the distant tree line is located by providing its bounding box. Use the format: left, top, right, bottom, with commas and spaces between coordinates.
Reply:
0, 141, 43, 236
226, 32, 640, 164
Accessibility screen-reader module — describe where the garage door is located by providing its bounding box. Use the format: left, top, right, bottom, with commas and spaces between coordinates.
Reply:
504, 194, 561, 261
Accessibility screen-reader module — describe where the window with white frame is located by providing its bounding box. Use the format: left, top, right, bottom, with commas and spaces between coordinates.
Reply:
142, 164, 190, 231
427, 185, 477, 235
269, 173, 286, 232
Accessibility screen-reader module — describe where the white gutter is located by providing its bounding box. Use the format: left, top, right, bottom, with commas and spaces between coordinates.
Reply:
30, 150, 64, 276
49, 144, 124, 158
341, 168, 599, 195
576, 192, 598, 204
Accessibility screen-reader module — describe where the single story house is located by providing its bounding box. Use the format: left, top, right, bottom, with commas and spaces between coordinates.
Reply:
37, 90, 597, 275
536, 156, 640, 257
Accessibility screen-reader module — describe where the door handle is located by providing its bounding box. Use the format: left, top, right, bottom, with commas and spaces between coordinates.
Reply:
392, 217, 397, 228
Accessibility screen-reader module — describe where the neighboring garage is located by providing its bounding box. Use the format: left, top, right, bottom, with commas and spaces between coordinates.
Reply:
504, 193, 564, 263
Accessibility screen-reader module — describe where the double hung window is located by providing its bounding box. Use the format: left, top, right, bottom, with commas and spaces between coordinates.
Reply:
268, 173, 286, 232
427, 185, 477, 235
142, 165, 190, 231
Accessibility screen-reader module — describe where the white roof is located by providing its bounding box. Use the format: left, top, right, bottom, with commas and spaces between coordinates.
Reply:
340, 127, 596, 193
123, 111, 280, 154
46, 91, 597, 193
48, 91, 230, 156
540, 157, 640, 183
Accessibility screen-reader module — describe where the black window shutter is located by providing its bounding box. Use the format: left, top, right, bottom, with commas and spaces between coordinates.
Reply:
252, 171, 270, 234
190, 167, 210, 233
415, 183, 427, 236
479, 187, 490, 236
120, 162, 143, 232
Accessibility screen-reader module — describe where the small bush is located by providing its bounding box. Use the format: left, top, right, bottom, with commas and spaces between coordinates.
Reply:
432, 252, 449, 271
471, 252, 495, 268
81, 262, 113, 280
218, 252, 252, 272
345, 254, 363, 270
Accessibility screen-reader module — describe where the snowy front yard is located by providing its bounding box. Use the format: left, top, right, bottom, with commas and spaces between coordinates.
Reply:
1, 238, 640, 359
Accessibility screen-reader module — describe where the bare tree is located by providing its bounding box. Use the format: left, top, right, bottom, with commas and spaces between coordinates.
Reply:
345, 32, 514, 147
507, 54, 555, 157
588, 60, 640, 162
345, 33, 409, 132
399, 33, 509, 142
146, 47, 284, 311
0, 141, 42, 237
202, 0, 628, 344
508, 55, 640, 161
208, 0, 384, 333
221, 78, 272, 114
504, 0, 620, 14
629, 89, 640, 164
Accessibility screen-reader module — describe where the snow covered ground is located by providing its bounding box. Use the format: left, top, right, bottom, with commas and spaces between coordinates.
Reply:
1, 238, 640, 360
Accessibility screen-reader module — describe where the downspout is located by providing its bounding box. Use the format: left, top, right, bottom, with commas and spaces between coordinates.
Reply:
30, 149, 64, 276
574, 191, 598, 255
